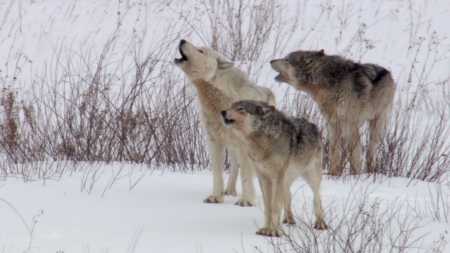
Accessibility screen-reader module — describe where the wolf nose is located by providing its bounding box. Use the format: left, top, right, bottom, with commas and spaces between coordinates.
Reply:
180, 39, 186, 45
221, 110, 226, 117
270, 60, 274, 64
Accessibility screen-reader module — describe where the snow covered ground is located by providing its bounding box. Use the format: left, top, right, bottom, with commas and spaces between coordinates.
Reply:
1, 0, 449, 252
1, 164, 449, 253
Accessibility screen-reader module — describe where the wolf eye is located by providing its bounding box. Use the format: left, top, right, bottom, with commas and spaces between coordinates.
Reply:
285, 57, 289, 61
237, 107, 245, 112
302, 56, 313, 64
198, 50, 204, 54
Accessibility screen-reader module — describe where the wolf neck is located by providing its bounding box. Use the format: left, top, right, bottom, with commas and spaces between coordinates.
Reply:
247, 126, 280, 143
246, 132, 272, 152
191, 79, 231, 115
248, 132, 270, 142
296, 68, 338, 102
294, 80, 319, 99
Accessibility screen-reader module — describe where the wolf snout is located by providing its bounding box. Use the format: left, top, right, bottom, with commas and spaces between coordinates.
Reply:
221, 110, 234, 125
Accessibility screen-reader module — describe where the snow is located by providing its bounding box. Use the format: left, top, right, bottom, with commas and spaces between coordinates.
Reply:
1, 164, 449, 253
0, 0, 449, 252
0, 166, 273, 252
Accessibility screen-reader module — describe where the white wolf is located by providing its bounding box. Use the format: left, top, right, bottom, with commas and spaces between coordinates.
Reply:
174, 40, 276, 205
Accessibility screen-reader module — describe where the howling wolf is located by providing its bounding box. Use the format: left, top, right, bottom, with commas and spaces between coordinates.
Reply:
222, 100, 327, 236
271, 50, 395, 176
174, 40, 275, 205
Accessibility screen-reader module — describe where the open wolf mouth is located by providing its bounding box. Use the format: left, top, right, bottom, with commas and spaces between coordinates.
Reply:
221, 111, 235, 125
223, 118, 235, 125
274, 71, 290, 83
274, 73, 284, 82
174, 40, 188, 64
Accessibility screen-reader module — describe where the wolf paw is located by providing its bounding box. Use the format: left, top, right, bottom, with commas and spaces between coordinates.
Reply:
223, 188, 237, 196
203, 195, 224, 203
235, 198, 254, 207
256, 227, 282, 237
314, 218, 328, 230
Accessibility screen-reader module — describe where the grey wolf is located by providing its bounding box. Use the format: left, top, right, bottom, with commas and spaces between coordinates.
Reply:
174, 40, 276, 205
270, 50, 395, 176
222, 100, 327, 236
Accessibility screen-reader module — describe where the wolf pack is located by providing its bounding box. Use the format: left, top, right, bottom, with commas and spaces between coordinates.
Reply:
174, 39, 396, 237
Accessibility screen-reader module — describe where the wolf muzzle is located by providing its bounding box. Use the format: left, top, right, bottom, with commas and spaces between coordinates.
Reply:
221, 110, 234, 125
174, 40, 188, 64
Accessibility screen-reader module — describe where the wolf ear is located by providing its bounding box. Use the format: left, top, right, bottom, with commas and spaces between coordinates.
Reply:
217, 56, 234, 69
318, 49, 325, 55
257, 105, 275, 119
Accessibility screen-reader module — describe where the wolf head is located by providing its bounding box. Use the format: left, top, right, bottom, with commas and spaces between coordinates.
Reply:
174, 40, 234, 82
270, 49, 325, 84
221, 100, 276, 136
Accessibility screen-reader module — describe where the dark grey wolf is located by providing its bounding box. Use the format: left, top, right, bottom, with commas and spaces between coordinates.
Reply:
222, 100, 327, 237
270, 50, 395, 176
174, 40, 275, 205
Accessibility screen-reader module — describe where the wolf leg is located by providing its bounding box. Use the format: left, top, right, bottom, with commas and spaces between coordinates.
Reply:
270, 174, 286, 229
328, 124, 343, 176
224, 147, 239, 196
235, 149, 255, 206
257, 176, 272, 229
204, 139, 225, 203
283, 178, 296, 225
256, 174, 283, 237
304, 160, 328, 230
367, 113, 389, 173
348, 125, 362, 175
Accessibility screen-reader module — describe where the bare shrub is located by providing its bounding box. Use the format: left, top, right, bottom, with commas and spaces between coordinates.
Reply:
0, 197, 42, 252
199, 0, 279, 62
425, 183, 450, 223
40, 39, 207, 167
0, 1, 448, 251
0, 89, 20, 162
0, 33, 209, 180
0, 0, 448, 185
255, 185, 448, 253
166, 0, 298, 84
371, 105, 450, 182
